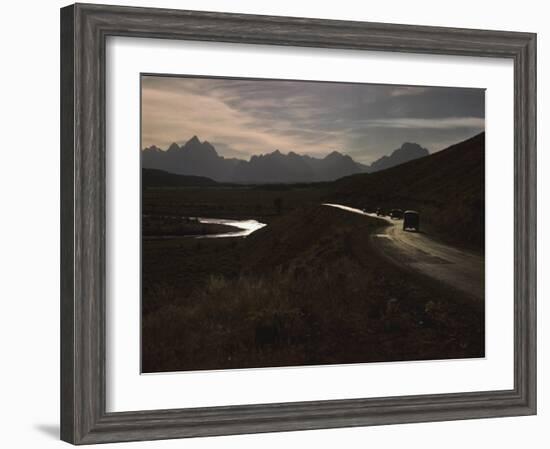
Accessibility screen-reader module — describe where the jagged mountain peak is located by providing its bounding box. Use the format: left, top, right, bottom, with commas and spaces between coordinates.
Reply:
324, 150, 348, 160
369, 142, 429, 172
167, 142, 180, 152
396, 142, 428, 154
143, 144, 162, 153
179, 136, 219, 158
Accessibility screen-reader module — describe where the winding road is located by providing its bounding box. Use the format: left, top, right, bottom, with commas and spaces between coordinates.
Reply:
323, 203, 484, 300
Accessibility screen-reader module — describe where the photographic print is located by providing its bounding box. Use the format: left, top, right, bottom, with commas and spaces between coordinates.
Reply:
140, 75, 485, 373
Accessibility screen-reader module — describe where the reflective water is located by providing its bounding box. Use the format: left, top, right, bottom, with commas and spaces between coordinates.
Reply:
196, 217, 266, 238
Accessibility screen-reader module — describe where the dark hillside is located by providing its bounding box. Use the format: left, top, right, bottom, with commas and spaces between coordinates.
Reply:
330, 133, 485, 249
142, 168, 219, 188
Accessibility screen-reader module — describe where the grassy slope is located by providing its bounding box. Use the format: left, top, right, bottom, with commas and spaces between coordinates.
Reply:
330, 132, 485, 250
142, 205, 484, 372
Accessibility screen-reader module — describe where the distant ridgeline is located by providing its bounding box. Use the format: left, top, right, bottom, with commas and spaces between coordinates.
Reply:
141, 136, 429, 184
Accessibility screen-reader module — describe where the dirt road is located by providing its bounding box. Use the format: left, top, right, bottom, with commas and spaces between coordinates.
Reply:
323, 203, 484, 300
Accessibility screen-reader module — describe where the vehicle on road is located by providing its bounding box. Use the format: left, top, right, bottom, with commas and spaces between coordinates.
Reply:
389, 208, 403, 219
403, 210, 420, 231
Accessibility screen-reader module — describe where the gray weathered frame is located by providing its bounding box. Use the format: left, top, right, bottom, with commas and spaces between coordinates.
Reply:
60, 3, 537, 445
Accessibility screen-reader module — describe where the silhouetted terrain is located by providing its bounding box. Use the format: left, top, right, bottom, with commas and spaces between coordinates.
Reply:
142, 205, 483, 372
142, 168, 220, 188
369, 142, 429, 172
141, 133, 484, 250
331, 133, 485, 250
141, 132, 485, 373
142, 136, 240, 181
141, 136, 431, 183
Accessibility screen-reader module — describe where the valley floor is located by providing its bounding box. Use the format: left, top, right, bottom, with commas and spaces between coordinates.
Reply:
141, 200, 484, 373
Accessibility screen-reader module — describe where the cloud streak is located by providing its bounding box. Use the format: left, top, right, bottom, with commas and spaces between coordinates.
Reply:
364, 117, 485, 130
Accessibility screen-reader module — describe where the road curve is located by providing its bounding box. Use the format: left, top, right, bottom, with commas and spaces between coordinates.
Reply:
323, 203, 484, 300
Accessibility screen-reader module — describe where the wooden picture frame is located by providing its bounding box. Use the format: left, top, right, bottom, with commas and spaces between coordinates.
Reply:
60, 3, 536, 444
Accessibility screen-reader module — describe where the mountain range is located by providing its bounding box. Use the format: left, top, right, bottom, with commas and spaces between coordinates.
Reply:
141, 136, 429, 183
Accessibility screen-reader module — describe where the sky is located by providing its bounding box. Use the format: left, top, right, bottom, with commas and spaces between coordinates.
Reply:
141, 75, 485, 165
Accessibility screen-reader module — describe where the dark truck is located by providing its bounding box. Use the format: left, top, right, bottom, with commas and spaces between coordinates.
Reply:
403, 210, 420, 232
389, 208, 403, 220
